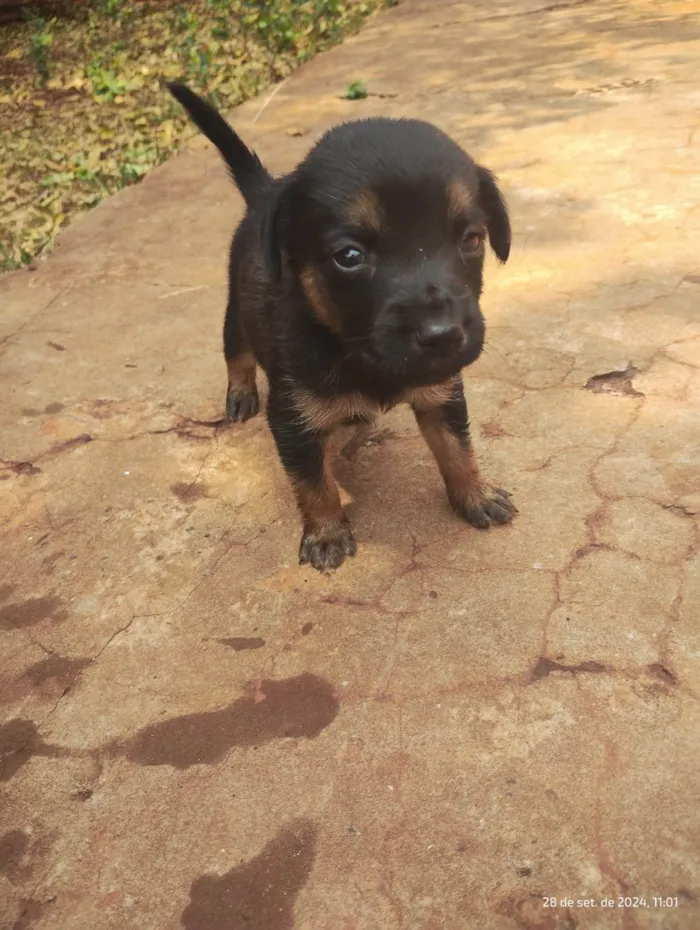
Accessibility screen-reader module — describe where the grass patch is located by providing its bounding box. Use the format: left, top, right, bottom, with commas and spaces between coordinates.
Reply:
0, 0, 393, 273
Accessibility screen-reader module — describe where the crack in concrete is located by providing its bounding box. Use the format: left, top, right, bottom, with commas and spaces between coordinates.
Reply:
0, 414, 231, 477
594, 740, 640, 930
91, 513, 279, 657
93, 614, 136, 660
0, 434, 92, 476
176, 429, 224, 520
481, 0, 597, 22
430, 0, 596, 29
0, 289, 64, 354
36, 676, 84, 736
27, 635, 60, 659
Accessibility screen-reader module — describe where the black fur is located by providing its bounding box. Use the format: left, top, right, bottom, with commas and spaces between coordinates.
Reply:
169, 84, 516, 571
166, 82, 270, 204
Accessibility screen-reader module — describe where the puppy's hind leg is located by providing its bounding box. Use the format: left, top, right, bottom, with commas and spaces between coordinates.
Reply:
223, 294, 259, 422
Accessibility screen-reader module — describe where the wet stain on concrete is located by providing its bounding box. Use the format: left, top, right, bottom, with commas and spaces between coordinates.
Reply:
0, 584, 17, 603
41, 551, 65, 575
531, 656, 608, 681
1, 461, 42, 477
0, 655, 92, 705
181, 819, 317, 930
124, 674, 338, 769
52, 433, 93, 454
0, 719, 67, 782
171, 482, 207, 502
647, 662, 677, 686
11, 898, 47, 930
90, 399, 114, 419
481, 420, 509, 439
0, 720, 41, 782
321, 594, 372, 609
218, 637, 266, 651
0, 829, 29, 882
26, 655, 90, 688
0, 595, 68, 631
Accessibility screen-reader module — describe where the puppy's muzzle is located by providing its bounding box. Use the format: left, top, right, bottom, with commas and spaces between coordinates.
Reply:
386, 284, 474, 358
415, 317, 466, 353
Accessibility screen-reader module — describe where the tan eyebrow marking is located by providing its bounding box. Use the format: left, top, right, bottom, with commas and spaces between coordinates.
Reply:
345, 189, 384, 232
447, 179, 473, 222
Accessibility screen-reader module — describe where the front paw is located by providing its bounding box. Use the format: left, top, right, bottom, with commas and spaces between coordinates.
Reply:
452, 485, 517, 529
299, 522, 357, 572
226, 386, 259, 422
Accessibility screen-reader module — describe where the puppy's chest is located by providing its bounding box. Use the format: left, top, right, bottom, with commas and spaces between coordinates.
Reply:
293, 382, 454, 432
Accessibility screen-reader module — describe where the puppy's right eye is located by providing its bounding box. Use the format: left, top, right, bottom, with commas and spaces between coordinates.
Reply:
333, 246, 366, 271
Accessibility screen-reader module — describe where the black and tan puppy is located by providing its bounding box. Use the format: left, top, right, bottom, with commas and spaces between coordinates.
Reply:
168, 83, 517, 571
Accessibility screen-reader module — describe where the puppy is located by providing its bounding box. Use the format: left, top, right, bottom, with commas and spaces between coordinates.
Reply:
168, 83, 517, 571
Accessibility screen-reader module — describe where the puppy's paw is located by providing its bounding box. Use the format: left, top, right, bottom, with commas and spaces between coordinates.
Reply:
226, 386, 259, 422
453, 485, 517, 529
299, 523, 357, 572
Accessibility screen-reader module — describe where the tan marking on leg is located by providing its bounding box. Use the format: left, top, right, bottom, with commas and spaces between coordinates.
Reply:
417, 407, 483, 507
292, 449, 345, 536
226, 351, 256, 393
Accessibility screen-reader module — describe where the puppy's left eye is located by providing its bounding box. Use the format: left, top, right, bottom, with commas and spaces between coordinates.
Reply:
333, 246, 366, 271
461, 230, 484, 253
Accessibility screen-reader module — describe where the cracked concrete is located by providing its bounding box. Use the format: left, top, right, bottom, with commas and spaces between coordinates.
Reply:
1, 0, 700, 927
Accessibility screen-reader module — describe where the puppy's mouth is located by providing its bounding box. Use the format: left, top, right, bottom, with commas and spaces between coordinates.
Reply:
345, 289, 486, 385
355, 328, 483, 385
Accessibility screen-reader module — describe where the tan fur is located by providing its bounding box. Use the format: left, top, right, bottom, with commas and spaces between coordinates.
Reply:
292, 377, 458, 434
402, 379, 457, 411
447, 179, 473, 223
292, 454, 345, 534
417, 408, 483, 505
345, 189, 384, 232
226, 351, 256, 392
300, 267, 342, 335
293, 388, 379, 433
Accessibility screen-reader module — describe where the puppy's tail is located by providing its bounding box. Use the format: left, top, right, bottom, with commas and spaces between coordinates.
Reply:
167, 82, 271, 206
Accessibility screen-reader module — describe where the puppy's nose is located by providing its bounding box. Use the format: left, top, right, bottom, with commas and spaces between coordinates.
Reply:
416, 319, 465, 352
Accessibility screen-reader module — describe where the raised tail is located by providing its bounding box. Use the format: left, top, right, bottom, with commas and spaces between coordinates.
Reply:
167, 82, 271, 206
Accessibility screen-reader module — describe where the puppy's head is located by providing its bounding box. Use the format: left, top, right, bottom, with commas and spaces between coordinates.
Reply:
262, 118, 510, 386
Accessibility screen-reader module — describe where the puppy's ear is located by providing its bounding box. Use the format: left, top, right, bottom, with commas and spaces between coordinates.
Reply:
259, 181, 292, 281
476, 166, 511, 263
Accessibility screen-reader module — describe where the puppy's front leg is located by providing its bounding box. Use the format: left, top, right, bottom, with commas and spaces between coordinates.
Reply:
267, 390, 356, 571
413, 379, 517, 528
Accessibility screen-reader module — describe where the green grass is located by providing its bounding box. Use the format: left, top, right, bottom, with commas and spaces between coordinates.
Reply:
343, 79, 368, 99
0, 0, 391, 273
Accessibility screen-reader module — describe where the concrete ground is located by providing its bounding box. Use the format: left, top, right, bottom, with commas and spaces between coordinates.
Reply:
1, 0, 700, 927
